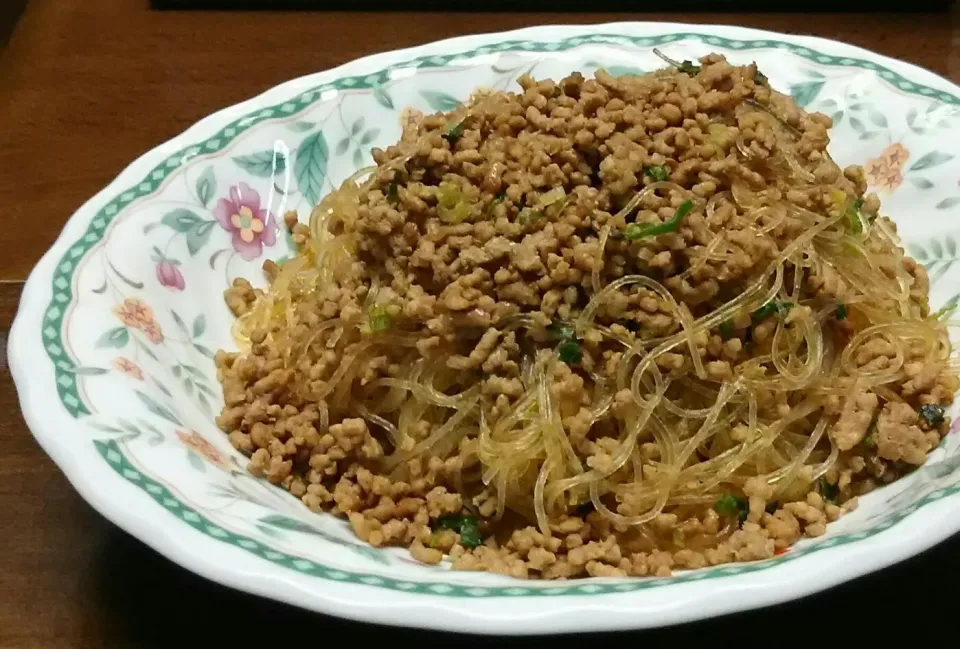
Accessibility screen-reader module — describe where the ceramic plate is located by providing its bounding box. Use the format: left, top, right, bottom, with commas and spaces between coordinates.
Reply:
11, 22, 960, 634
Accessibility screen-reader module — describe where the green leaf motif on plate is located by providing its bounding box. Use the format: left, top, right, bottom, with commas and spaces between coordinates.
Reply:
372, 85, 394, 110
135, 390, 182, 426
335, 137, 350, 156
260, 514, 324, 535
151, 378, 172, 397
171, 309, 189, 337
866, 107, 888, 128
96, 327, 130, 349
908, 177, 935, 190
186, 450, 206, 473
910, 235, 960, 284
257, 514, 389, 564
161, 209, 205, 233
936, 197, 960, 210
294, 131, 330, 207
192, 314, 206, 339
848, 116, 866, 134
419, 90, 461, 113
196, 166, 217, 207
909, 151, 955, 172
186, 221, 215, 255
352, 148, 364, 169
233, 151, 287, 177
789, 81, 824, 108
351, 117, 365, 135
359, 128, 381, 146
70, 366, 109, 376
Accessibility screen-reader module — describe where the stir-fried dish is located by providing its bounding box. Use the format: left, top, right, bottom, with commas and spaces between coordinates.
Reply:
214, 53, 958, 578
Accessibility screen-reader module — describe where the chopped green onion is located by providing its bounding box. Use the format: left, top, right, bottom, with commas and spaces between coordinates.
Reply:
538, 187, 566, 207
752, 300, 794, 321
625, 199, 694, 241
558, 339, 582, 365
643, 165, 670, 182
652, 48, 699, 76
835, 303, 848, 321
714, 493, 748, 523
437, 181, 471, 223
547, 321, 576, 341
485, 193, 506, 218
718, 320, 735, 340
367, 304, 392, 333
931, 295, 960, 321
863, 424, 877, 449
435, 514, 482, 549
845, 197, 866, 234
517, 208, 542, 226
919, 403, 946, 429
442, 120, 465, 143
817, 478, 839, 503
386, 182, 399, 205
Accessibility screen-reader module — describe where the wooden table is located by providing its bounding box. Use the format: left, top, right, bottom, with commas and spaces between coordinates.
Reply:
1, 2, 958, 647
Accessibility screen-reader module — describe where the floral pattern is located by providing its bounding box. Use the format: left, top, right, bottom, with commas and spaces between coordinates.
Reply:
112, 298, 164, 344
865, 143, 911, 192
213, 183, 278, 261
176, 429, 230, 470
155, 259, 186, 291
112, 357, 144, 380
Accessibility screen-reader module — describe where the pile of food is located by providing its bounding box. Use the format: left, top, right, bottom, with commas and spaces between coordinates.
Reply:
214, 52, 959, 579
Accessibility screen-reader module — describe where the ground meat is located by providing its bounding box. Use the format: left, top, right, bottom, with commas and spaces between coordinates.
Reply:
213, 55, 958, 580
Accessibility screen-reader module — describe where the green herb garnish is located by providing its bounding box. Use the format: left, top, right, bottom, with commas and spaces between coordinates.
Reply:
517, 208, 542, 226
486, 193, 506, 217
835, 303, 848, 321
931, 295, 960, 321
386, 182, 399, 205
678, 60, 701, 76
919, 403, 946, 429
652, 47, 700, 76
863, 423, 877, 449
548, 321, 576, 340
752, 300, 794, 321
442, 120, 465, 143
714, 493, 749, 523
719, 320, 735, 340
625, 199, 694, 241
643, 165, 670, 182
558, 339, 582, 365
818, 478, 839, 503
845, 198, 866, 234
435, 514, 482, 549
367, 304, 392, 333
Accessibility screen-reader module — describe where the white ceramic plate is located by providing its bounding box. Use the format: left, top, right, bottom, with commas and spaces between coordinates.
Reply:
11, 22, 960, 635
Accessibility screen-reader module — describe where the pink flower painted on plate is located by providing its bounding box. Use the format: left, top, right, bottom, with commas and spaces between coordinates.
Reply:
176, 429, 230, 469
112, 357, 143, 381
155, 259, 185, 291
212, 182, 278, 261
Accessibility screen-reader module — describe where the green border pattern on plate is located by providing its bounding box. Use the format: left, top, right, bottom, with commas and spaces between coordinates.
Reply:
46, 33, 960, 597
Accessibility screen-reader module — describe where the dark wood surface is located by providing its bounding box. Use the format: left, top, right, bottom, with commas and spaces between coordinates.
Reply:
1, 2, 959, 647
